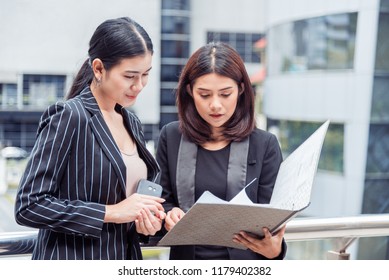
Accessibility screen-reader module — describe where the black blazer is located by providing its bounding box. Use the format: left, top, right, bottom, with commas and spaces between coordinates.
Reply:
156, 121, 286, 260
14, 87, 159, 260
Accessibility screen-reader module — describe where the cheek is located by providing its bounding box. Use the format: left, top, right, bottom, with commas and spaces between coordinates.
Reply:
105, 76, 125, 91
141, 76, 149, 86
193, 98, 207, 112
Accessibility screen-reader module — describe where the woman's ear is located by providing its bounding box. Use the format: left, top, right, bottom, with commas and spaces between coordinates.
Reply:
91, 58, 104, 81
239, 83, 245, 95
186, 84, 193, 96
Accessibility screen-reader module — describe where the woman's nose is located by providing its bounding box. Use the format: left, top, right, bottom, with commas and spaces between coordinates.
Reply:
210, 96, 222, 109
131, 77, 144, 91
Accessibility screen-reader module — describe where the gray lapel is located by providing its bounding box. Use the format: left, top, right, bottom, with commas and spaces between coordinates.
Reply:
176, 135, 197, 211
227, 137, 249, 200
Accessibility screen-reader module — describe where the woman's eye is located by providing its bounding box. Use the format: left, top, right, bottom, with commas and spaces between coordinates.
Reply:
125, 76, 135, 79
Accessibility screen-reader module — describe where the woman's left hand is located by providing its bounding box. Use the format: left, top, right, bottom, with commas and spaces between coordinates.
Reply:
232, 225, 286, 259
135, 208, 166, 236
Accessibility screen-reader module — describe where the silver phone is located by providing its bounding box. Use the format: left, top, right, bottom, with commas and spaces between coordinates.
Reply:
136, 179, 163, 198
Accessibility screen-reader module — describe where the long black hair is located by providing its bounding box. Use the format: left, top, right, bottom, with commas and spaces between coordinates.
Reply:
66, 17, 153, 100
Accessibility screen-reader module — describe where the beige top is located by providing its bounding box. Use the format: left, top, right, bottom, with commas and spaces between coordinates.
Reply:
120, 145, 147, 197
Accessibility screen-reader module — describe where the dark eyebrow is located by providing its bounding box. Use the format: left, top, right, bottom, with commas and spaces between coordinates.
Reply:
125, 66, 152, 74
196, 86, 233, 92
196, 88, 211, 92
218, 86, 233, 91
197, 87, 232, 91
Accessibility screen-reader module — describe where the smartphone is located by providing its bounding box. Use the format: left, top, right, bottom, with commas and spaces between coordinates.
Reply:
136, 179, 163, 198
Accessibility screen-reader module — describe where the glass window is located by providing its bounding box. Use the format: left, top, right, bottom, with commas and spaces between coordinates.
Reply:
235, 33, 247, 60
267, 119, 344, 173
23, 74, 66, 108
162, 0, 190, 10
160, 88, 176, 106
160, 64, 184, 82
160, 112, 178, 129
161, 16, 190, 34
207, 32, 263, 63
268, 13, 357, 75
381, 0, 389, 10
371, 76, 389, 122
365, 124, 389, 174
362, 178, 389, 214
375, 13, 389, 71
0, 83, 17, 108
161, 40, 190, 58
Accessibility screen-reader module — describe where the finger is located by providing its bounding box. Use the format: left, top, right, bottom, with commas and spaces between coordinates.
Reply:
232, 234, 250, 248
143, 208, 162, 227
164, 214, 175, 231
239, 231, 258, 243
135, 218, 146, 235
156, 210, 166, 220
262, 228, 272, 239
277, 225, 286, 237
142, 209, 156, 226
170, 211, 182, 223
138, 210, 154, 235
138, 194, 165, 203
145, 201, 165, 212
143, 208, 162, 231
145, 204, 162, 214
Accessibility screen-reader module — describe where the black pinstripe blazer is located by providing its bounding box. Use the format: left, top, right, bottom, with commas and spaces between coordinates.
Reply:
14, 87, 159, 260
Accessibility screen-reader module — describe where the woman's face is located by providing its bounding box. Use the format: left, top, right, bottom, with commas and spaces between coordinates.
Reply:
99, 53, 152, 108
192, 73, 240, 132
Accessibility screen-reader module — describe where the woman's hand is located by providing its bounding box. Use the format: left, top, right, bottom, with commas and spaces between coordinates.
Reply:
232, 225, 286, 259
164, 207, 185, 231
135, 207, 166, 235
104, 193, 165, 224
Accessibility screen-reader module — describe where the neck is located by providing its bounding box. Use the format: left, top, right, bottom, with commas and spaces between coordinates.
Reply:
91, 83, 116, 113
201, 138, 230, 151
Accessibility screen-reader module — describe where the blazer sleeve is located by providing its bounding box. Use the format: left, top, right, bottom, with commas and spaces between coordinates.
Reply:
155, 124, 178, 212
259, 133, 286, 260
256, 133, 283, 204
14, 102, 105, 238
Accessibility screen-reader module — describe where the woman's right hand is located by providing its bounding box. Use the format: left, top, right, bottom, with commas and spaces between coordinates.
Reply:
164, 207, 185, 231
104, 193, 165, 224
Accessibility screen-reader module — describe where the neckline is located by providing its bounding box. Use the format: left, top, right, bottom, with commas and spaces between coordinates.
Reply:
199, 142, 231, 152
120, 146, 137, 156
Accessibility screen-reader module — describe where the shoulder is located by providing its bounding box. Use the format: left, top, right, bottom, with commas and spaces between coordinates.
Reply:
38, 99, 84, 133
158, 121, 182, 150
160, 121, 181, 137
249, 127, 278, 145
248, 127, 282, 159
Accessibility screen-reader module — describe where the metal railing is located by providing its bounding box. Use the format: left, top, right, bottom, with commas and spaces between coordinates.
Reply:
1, 214, 389, 259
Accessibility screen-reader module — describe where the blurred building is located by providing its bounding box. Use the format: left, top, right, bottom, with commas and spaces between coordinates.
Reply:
0, 0, 264, 151
264, 0, 389, 259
